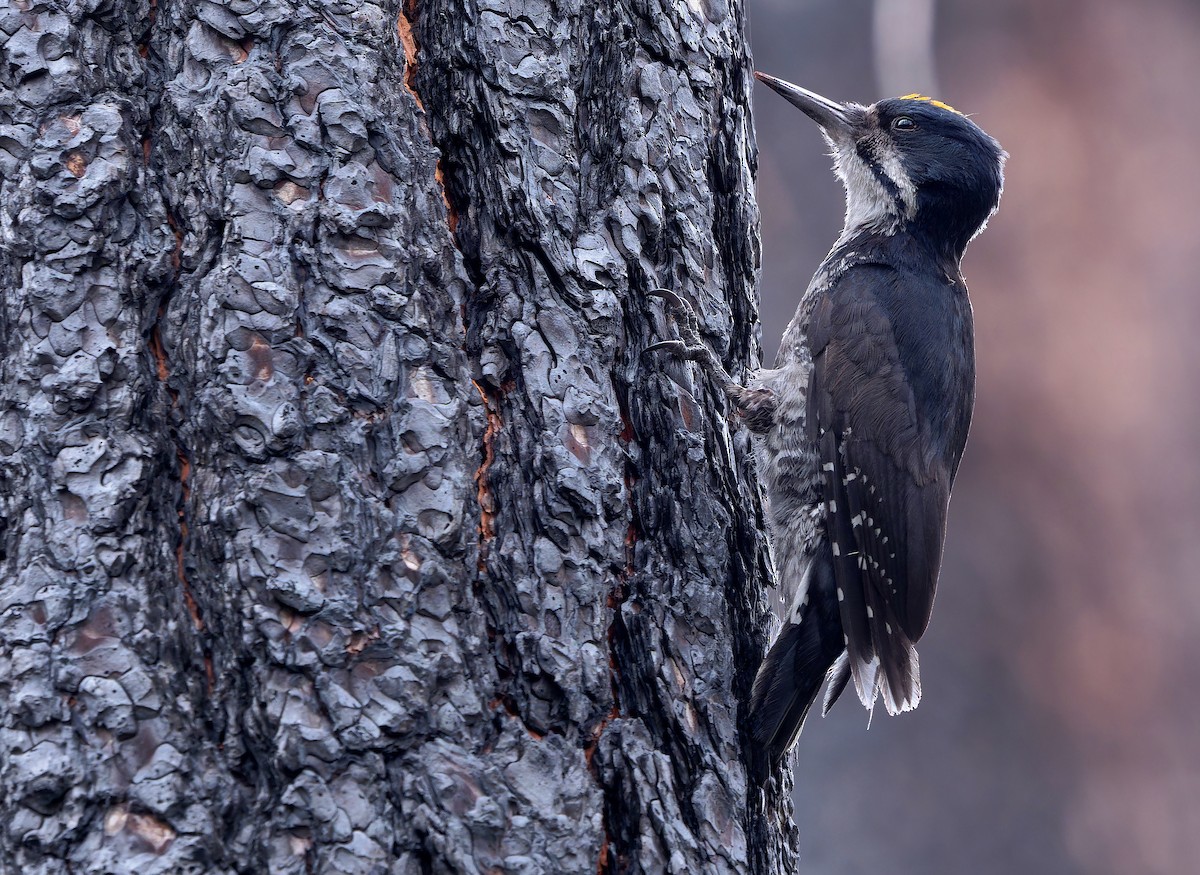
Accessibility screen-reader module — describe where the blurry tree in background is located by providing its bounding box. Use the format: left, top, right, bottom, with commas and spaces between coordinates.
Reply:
752, 0, 1200, 872
0, 0, 797, 872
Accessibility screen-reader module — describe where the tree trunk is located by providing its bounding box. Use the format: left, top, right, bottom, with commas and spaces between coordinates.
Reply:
0, 0, 796, 872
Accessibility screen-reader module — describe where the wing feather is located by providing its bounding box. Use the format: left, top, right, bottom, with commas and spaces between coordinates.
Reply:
808, 265, 961, 714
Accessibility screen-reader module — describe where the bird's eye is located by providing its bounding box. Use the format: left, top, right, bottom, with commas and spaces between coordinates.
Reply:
892, 116, 917, 131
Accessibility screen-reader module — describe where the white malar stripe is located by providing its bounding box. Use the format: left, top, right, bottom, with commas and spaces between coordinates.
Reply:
875, 139, 918, 219
832, 132, 903, 237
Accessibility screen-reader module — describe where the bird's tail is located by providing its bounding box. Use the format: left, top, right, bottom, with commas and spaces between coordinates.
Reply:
748, 540, 845, 770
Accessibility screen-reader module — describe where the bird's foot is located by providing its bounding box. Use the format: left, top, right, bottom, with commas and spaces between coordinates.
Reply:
644, 289, 710, 363
644, 288, 777, 433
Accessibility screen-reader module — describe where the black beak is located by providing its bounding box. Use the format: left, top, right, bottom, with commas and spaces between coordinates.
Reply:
754, 72, 854, 137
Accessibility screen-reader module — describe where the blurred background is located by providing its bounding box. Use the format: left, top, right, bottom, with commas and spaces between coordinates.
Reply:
747, 0, 1200, 872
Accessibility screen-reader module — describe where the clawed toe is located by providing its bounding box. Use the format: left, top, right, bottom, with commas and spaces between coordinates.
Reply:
644, 339, 704, 361
645, 289, 756, 417
647, 288, 702, 342
646, 288, 688, 309
645, 287, 719, 373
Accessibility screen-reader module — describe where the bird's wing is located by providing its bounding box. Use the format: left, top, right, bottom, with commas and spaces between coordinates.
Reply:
808, 265, 953, 715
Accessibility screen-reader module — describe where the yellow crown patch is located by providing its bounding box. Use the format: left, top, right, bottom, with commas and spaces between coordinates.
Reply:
898, 93, 963, 115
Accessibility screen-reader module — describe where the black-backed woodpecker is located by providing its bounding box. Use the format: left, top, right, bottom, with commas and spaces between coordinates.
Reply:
649, 73, 1005, 767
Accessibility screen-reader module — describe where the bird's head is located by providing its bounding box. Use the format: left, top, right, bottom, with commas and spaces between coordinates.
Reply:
755, 72, 1005, 261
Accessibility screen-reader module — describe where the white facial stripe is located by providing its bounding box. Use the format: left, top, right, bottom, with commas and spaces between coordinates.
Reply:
827, 129, 900, 236
827, 125, 918, 236
874, 140, 917, 218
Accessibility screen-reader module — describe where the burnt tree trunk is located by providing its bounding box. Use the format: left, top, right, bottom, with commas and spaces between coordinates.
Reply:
0, 0, 798, 872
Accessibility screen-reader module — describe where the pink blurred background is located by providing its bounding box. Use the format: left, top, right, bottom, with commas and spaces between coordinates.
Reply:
748, 0, 1200, 871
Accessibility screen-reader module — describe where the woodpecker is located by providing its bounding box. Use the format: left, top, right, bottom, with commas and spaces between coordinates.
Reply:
649, 73, 1004, 766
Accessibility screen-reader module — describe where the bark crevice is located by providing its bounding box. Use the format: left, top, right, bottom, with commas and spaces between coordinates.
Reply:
1, 0, 799, 871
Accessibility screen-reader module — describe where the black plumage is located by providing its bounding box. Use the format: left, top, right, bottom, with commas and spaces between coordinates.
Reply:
745, 79, 1004, 764
810, 236, 974, 715
648, 76, 1004, 767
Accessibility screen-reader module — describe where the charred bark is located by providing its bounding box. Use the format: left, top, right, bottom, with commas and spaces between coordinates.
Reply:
0, 0, 797, 872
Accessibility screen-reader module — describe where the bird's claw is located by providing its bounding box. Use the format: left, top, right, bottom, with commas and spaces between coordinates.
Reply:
646, 287, 688, 309
647, 287, 703, 347
644, 288, 772, 430
644, 339, 706, 361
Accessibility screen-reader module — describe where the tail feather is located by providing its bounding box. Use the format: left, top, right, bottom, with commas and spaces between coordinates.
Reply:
749, 542, 844, 767
860, 578, 922, 715
821, 651, 851, 716
750, 619, 827, 758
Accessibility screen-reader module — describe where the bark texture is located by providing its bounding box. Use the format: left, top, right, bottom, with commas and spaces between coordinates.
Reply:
0, 0, 797, 872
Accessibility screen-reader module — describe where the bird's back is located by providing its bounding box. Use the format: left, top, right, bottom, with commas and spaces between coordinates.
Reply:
750, 230, 975, 758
